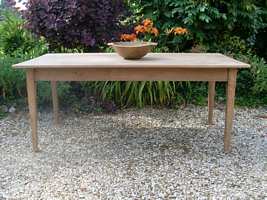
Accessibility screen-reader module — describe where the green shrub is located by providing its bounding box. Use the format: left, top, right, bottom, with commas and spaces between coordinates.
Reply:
36, 81, 73, 107
0, 10, 49, 103
79, 81, 207, 108
203, 35, 267, 106
0, 55, 76, 106
235, 53, 267, 96
206, 34, 266, 101
0, 55, 74, 107
0, 10, 47, 56
0, 55, 25, 101
0, 10, 85, 108
132, 0, 266, 45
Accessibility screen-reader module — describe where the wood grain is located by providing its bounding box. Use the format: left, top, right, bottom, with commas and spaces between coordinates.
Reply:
224, 69, 237, 153
51, 81, 59, 125
208, 81, 216, 125
13, 53, 250, 69
26, 69, 39, 152
34, 68, 228, 81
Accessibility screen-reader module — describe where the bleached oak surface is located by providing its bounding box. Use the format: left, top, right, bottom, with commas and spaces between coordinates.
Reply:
13, 53, 250, 69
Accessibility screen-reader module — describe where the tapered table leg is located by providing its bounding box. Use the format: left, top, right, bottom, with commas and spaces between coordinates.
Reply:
208, 81, 216, 125
224, 69, 237, 153
51, 81, 59, 125
26, 69, 39, 152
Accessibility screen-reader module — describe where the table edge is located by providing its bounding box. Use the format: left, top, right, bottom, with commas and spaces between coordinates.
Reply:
13, 64, 250, 69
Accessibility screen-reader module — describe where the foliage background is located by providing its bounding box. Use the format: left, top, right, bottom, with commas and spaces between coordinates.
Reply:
24, 0, 129, 50
0, 0, 266, 115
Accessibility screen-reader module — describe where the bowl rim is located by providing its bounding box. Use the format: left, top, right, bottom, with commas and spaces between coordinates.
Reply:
108, 41, 157, 48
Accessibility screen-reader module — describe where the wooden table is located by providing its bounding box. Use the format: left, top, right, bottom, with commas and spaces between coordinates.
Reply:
13, 53, 250, 153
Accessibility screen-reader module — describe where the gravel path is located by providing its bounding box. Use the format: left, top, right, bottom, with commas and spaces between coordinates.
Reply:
0, 106, 266, 199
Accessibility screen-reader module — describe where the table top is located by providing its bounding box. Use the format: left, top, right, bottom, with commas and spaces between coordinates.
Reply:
13, 53, 250, 69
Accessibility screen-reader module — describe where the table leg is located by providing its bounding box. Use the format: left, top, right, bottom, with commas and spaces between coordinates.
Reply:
26, 69, 39, 152
208, 81, 216, 125
224, 69, 237, 153
51, 81, 59, 125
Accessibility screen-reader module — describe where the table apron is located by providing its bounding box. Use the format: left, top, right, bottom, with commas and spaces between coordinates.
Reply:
33, 68, 228, 81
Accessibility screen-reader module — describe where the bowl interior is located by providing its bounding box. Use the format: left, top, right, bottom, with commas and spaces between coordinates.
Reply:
111, 41, 157, 47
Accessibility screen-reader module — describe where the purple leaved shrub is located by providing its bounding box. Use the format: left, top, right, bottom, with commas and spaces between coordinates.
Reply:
24, 0, 129, 50
1, 0, 16, 8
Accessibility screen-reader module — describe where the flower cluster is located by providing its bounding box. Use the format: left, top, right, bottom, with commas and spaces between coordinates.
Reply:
120, 18, 159, 42
119, 20, 189, 42
120, 33, 137, 41
166, 27, 188, 35
134, 19, 159, 36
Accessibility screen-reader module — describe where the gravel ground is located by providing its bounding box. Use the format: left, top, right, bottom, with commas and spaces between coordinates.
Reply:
0, 106, 266, 199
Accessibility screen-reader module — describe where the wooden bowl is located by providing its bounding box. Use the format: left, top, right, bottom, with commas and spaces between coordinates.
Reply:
108, 42, 157, 59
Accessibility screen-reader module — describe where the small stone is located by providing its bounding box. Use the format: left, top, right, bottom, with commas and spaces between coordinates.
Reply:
0, 106, 265, 199
8, 106, 16, 113
0, 192, 6, 200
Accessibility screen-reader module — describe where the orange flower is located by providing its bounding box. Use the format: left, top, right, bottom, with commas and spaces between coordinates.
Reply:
165, 28, 173, 35
120, 33, 137, 41
144, 25, 152, 33
135, 25, 146, 34
173, 27, 188, 35
143, 18, 153, 27
151, 27, 159, 36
